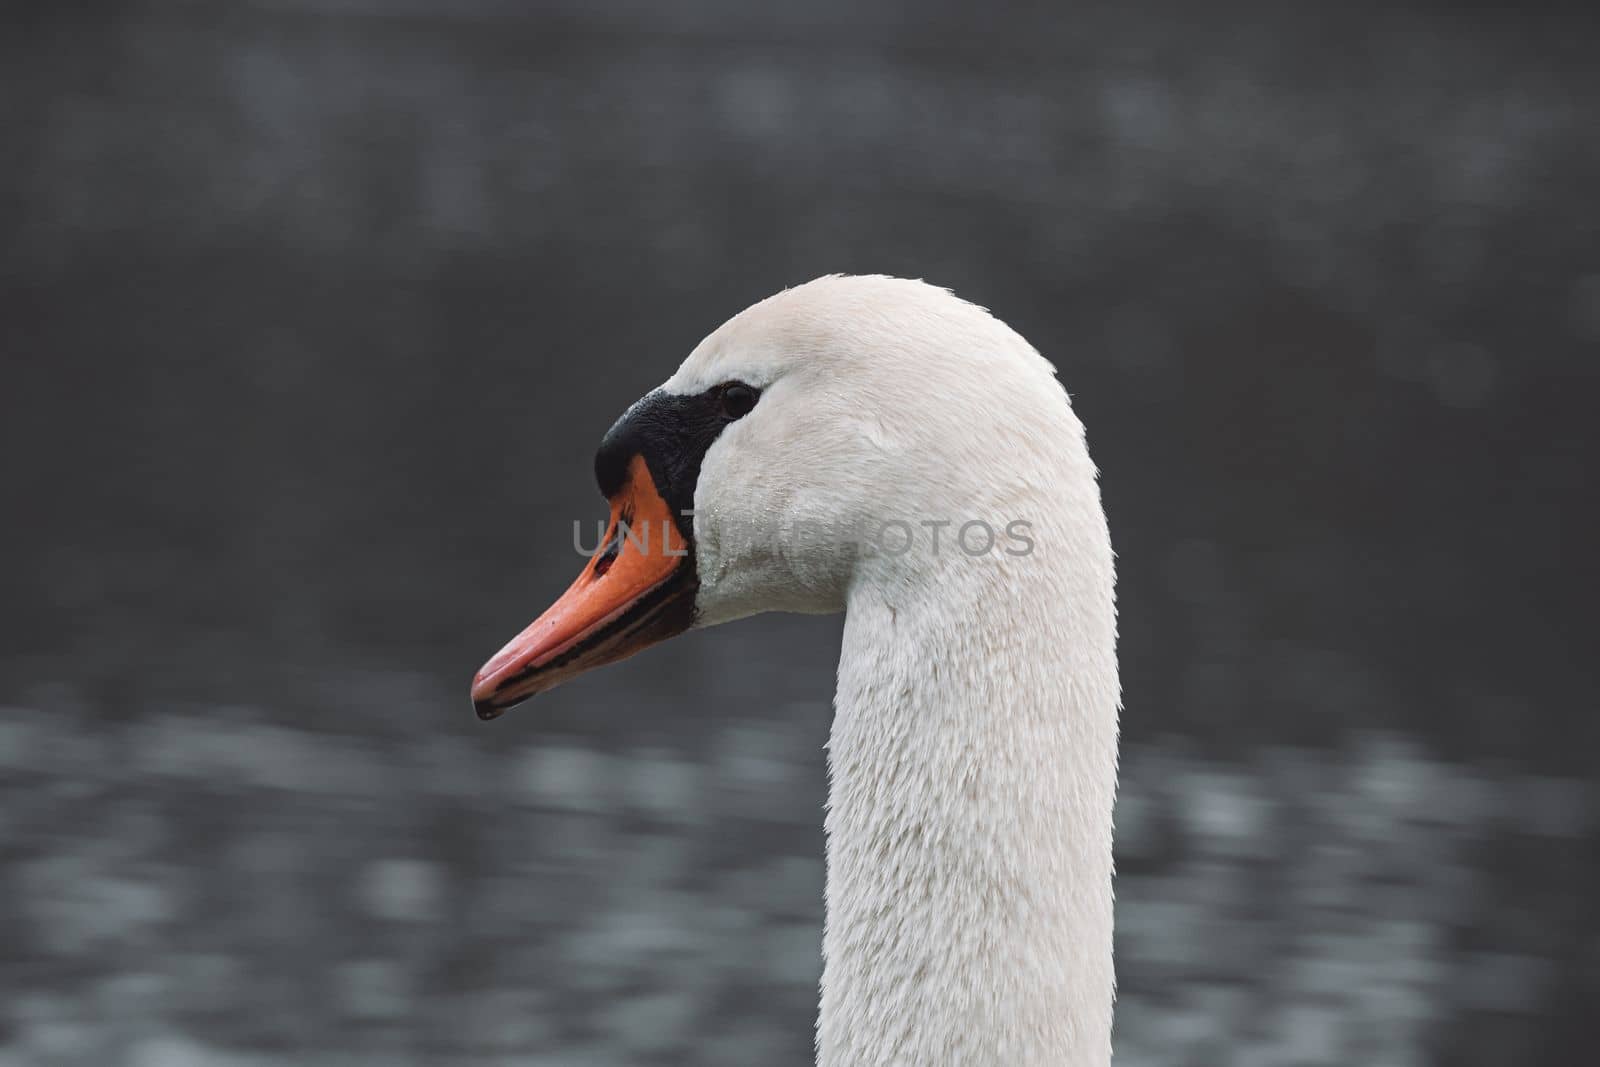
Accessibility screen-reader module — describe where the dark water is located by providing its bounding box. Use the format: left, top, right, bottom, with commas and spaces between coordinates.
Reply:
3, 2, 1597, 1063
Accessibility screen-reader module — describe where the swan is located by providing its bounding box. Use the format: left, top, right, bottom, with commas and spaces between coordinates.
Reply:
472, 275, 1119, 1067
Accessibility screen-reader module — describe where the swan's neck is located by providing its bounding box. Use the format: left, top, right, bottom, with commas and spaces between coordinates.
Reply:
817, 538, 1119, 1066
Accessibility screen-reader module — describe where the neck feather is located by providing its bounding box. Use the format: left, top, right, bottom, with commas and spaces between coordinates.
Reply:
816, 511, 1119, 1067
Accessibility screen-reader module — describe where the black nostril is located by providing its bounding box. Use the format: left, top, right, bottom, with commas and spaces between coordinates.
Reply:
593, 533, 621, 577
593, 504, 632, 578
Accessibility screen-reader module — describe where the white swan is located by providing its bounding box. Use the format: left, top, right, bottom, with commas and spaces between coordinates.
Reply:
472, 275, 1119, 1067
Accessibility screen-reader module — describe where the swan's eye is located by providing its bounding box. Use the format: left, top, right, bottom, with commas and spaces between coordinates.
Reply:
718, 382, 759, 420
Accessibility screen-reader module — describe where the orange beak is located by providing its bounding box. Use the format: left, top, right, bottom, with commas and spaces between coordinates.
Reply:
471, 455, 697, 719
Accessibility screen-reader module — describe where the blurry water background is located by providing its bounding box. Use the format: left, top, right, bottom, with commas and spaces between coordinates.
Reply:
2, 1, 1598, 1064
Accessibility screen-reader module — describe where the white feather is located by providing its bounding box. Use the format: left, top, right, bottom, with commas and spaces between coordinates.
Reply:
671, 275, 1118, 1067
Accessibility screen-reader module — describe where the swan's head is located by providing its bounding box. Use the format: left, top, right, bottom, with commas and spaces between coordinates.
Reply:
472, 274, 1085, 718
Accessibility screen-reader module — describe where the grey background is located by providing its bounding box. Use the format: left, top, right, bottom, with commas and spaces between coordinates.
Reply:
2, 1, 1597, 1064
